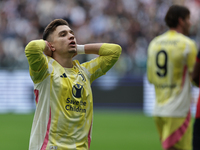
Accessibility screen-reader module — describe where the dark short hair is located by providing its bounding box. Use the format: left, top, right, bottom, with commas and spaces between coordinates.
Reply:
43, 19, 69, 40
165, 5, 190, 28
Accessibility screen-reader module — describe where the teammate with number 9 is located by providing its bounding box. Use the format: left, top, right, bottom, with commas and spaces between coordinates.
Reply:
147, 5, 197, 150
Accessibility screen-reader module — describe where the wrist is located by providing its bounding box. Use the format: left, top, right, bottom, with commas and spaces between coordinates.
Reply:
77, 45, 85, 54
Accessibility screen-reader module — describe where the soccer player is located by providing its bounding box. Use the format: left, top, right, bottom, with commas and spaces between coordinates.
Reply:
25, 19, 122, 150
192, 51, 200, 150
147, 5, 197, 150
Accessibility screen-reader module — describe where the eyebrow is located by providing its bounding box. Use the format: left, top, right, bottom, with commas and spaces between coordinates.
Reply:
58, 29, 74, 36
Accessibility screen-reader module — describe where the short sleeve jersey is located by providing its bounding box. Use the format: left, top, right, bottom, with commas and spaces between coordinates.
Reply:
147, 30, 197, 117
25, 40, 121, 150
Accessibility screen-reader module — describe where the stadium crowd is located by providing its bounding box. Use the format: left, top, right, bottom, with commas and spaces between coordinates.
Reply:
0, 0, 200, 77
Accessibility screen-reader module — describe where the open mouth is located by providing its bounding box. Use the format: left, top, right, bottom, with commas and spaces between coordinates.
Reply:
69, 41, 76, 47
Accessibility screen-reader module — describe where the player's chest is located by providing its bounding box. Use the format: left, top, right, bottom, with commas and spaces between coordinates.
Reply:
52, 67, 90, 95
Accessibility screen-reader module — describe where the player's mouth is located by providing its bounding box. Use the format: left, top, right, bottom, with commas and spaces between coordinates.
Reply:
69, 41, 76, 47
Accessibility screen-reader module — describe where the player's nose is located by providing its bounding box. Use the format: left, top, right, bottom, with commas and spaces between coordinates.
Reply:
69, 33, 75, 40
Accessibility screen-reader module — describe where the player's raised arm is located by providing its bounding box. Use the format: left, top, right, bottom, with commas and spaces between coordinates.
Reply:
25, 40, 52, 83
78, 43, 121, 56
79, 43, 122, 83
86, 43, 121, 71
192, 51, 200, 86
85, 43, 104, 55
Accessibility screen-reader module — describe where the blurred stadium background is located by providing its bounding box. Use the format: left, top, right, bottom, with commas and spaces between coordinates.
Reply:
0, 0, 200, 149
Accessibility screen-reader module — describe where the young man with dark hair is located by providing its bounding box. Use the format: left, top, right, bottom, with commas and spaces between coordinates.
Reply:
25, 18, 122, 150
147, 5, 197, 150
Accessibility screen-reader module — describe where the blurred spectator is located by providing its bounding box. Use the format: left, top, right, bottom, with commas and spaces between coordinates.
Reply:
0, 0, 200, 77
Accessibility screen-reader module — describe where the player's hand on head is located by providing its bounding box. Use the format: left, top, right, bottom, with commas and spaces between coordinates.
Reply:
44, 41, 53, 57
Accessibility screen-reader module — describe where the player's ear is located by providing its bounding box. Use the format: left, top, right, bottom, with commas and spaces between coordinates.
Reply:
178, 17, 184, 27
48, 42, 56, 52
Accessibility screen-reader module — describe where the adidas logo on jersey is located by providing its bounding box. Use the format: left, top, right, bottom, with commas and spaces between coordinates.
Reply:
60, 73, 67, 78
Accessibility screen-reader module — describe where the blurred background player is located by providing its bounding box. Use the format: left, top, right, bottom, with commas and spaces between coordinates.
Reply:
192, 50, 200, 150
25, 19, 121, 150
147, 5, 197, 150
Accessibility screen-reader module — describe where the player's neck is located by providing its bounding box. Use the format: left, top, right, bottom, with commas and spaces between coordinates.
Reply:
53, 54, 73, 68
169, 27, 184, 35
